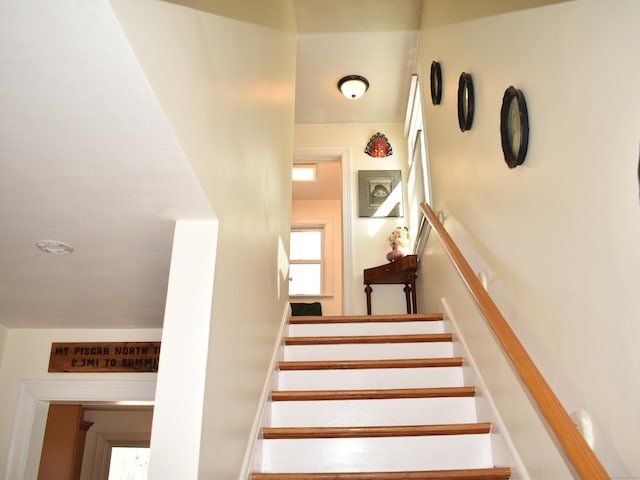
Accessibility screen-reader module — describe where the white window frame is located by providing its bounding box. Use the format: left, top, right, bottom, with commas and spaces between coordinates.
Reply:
106, 443, 150, 480
289, 224, 329, 297
95, 432, 151, 479
404, 74, 432, 244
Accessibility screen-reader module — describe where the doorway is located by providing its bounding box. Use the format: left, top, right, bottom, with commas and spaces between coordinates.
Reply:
5, 379, 155, 479
291, 147, 354, 315
37, 403, 153, 480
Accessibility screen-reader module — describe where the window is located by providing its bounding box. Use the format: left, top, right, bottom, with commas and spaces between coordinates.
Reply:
404, 74, 431, 241
292, 164, 317, 181
289, 227, 323, 295
108, 446, 150, 480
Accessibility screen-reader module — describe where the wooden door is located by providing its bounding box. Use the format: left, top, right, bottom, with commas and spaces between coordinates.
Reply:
38, 404, 93, 480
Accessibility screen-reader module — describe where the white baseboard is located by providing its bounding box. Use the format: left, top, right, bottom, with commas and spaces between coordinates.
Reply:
441, 297, 529, 480
238, 304, 290, 480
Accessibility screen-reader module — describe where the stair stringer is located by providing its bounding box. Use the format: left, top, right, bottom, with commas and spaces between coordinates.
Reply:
239, 305, 290, 480
441, 298, 528, 480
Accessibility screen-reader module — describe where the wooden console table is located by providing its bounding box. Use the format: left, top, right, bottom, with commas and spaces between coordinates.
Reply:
363, 254, 418, 315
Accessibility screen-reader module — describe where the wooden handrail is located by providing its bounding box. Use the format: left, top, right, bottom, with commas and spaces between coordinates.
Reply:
419, 202, 609, 479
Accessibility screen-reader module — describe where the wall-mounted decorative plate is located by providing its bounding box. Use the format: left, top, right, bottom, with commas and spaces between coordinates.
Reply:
457, 72, 474, 131
430, 61, 442, 105
365, 132, 393, 158
500, 86, 529, 168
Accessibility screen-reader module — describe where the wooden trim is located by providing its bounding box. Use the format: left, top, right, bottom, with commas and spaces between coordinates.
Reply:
278, 357, 463, 370
262, 423, 491, 439
250, 467, 512, 480
420, 203, 609, 479
289, 313, 443, 324
271, 386, 475, 402
284, 333, 451, 346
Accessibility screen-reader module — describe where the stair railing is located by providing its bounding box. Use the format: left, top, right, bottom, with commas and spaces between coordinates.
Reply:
419, 202, 609, 479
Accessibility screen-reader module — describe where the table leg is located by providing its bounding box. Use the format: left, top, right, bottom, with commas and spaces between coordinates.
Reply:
410, 273, 418, 313
403, 284, 412, 314
365, 285, 373, 315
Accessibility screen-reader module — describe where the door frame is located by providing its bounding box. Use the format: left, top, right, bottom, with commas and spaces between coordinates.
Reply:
294, 147, 354, 314
4, 379, 156, 479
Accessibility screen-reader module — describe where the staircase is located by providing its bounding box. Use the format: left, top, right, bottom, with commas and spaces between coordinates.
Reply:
249, 313, 511, 480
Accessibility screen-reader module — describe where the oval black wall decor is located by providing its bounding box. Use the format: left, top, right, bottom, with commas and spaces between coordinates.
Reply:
457, 72, 474, 132
430, 61, 442, 105
500, 86, 530, 168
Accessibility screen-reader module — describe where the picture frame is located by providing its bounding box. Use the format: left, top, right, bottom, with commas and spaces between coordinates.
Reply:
457, 72, 474, 132
430, 61, 442, 105
358, 170, 403, 217
500, 86, 529, 168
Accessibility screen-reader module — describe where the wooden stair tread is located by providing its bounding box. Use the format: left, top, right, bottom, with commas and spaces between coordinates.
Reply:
284, 333, 452, 345
271, 386, 475, 401
289, 314, 444, 324
278, 357, 463, 370
250, 467, 511, 479
263, 423, 491, 439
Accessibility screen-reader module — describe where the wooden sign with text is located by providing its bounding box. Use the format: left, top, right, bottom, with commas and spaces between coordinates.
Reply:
49, 342, 161, 373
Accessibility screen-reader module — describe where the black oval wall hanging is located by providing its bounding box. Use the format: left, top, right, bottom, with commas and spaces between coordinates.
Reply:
500, 86, 529, 168
457, 72, 474, 132
430, 61, 442, 105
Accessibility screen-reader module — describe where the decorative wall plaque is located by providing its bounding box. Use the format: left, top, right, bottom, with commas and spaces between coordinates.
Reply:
49, 342, 161, 372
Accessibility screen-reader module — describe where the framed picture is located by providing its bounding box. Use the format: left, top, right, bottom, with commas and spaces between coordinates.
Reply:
457, 72, 474, 132
358, 170, 403, 217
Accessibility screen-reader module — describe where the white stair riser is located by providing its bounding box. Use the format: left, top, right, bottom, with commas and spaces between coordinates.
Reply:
260, 435, 494, 472
277, 367, 464, 390
283, 342, 454, 361
269, 397, 478, 427
288, 321, 444, 336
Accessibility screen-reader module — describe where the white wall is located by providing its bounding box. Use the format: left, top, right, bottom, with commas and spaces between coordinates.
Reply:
291, 199, 342, 315
109, 1, 297, 478
0, 328, 160, 478
295, 123, 412, 315
417, 0, 640, 477
149, 220, 217, 479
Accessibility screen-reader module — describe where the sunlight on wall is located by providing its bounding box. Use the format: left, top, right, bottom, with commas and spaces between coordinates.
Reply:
367, 184, 405, 238
277, 235, 289, 299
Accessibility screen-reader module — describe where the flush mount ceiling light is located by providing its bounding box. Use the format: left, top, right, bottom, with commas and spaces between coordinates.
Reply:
337, 75, 369, 100
36, 240, 74, 256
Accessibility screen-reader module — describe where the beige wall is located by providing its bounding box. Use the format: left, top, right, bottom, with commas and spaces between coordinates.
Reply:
109, 1, 297, 478
295, 123, 413, 315
418, 0, 640, 476
0, 325, 7, 372
291, 199, 342, 316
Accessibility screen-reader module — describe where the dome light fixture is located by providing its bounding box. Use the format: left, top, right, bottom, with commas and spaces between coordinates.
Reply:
337, 75, 369, 100
36, 240, 74, 256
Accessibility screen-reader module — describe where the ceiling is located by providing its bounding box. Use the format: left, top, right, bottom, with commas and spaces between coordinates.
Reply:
294, 0, 421, 124
0, 0, 421, 329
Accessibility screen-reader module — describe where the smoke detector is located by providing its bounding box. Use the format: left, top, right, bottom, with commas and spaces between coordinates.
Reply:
36, 240, 74, 256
